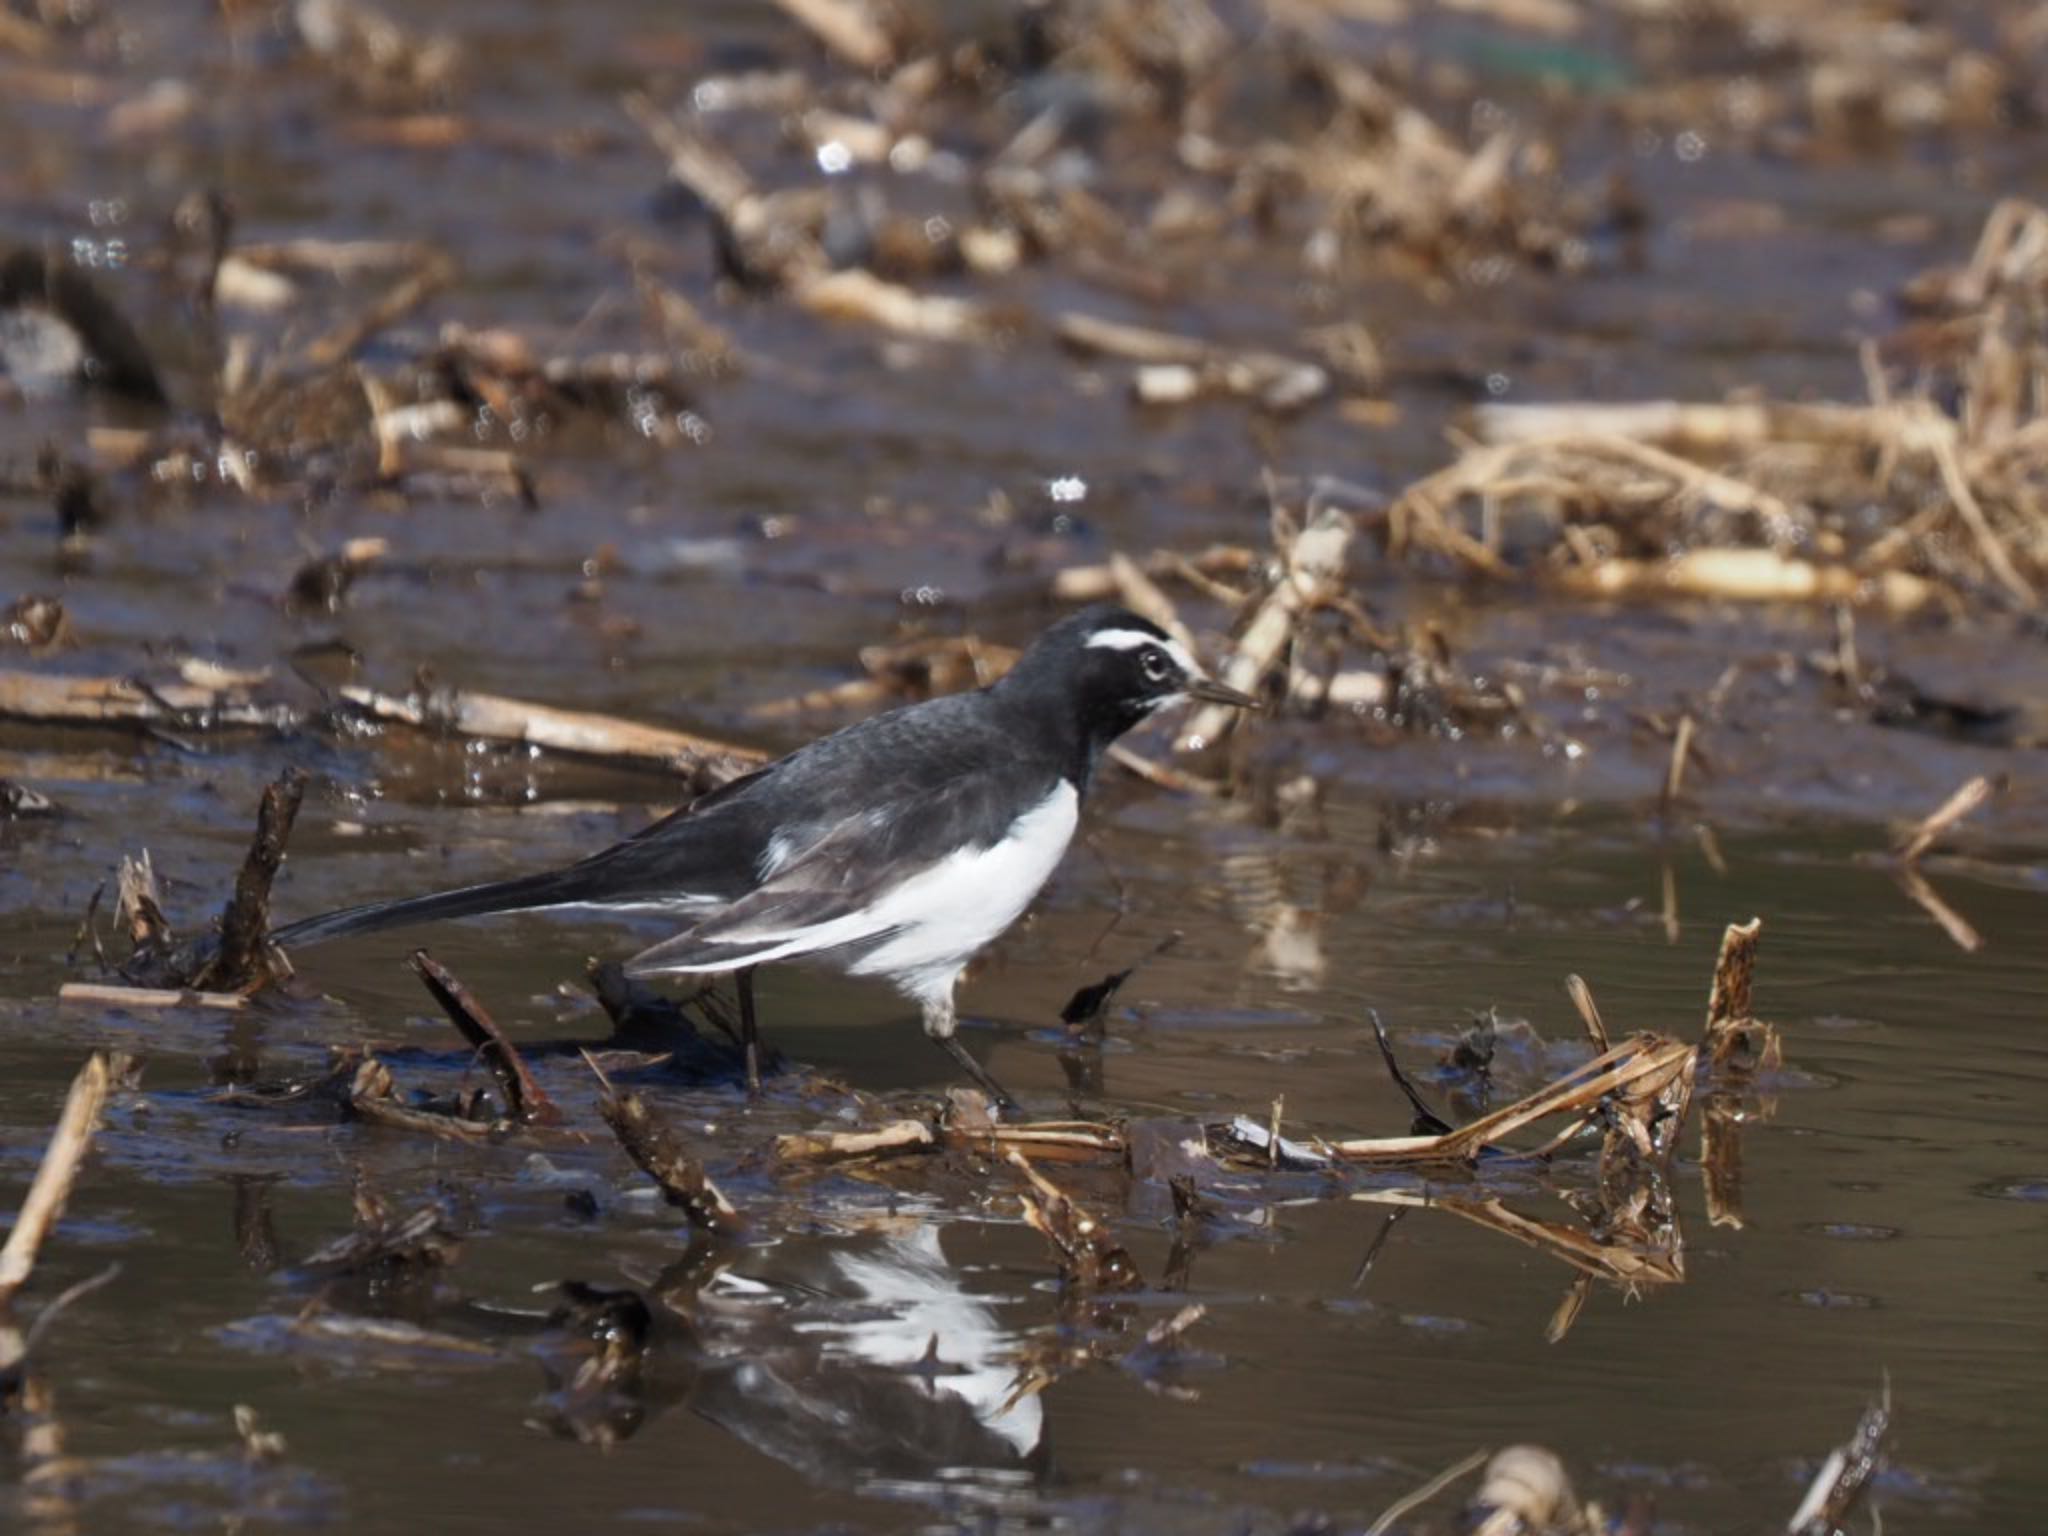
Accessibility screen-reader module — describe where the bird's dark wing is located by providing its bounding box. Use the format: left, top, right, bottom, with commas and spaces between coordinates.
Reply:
621, 750, 1064, 977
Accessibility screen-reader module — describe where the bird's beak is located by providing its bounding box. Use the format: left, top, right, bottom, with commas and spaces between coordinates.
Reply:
1186, 674, 1259, 710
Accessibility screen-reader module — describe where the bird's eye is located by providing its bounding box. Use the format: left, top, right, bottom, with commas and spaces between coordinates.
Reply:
1140, 647, 1171, 682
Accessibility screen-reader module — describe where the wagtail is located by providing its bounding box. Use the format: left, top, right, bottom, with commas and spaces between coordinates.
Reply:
273, 605, 1255, 1104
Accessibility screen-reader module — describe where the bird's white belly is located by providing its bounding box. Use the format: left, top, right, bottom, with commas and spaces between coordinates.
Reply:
844, 780, 1079, 1000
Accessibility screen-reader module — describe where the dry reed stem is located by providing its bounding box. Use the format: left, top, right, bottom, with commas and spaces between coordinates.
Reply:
775, 1114, 1126, 1165
793, 267, 990, 341
1176, 505, 1352, 752
1661, 713, 1695, 812
57, 982, 246, 1010
1563, 973, 1609, 1052
192, 768, 306, 993
1107, 551, 1198, 656
1051, 545, 1257, 604
1332, 1033, 1694, 1165
775, 1120, 935, 1162
336, 683, 762, 788
1896, 772, 2001, 865
1552, 548, 1939, 614
1058, 311, 1329, 411
1362, 1448, 1491, 1536
1702, 919, 1760, 1045
0, 1052, 125, 1306
0, 669, 291, 730
766, 0, 893, 71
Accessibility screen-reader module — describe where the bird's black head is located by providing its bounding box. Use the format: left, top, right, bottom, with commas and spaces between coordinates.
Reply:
995, 605, 1254, 779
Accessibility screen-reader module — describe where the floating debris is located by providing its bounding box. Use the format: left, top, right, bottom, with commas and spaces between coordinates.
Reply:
412, 950, 562, 1126
1007, 1149, 1142, 1293
1787, 1381, 1893, 1536
584, 1055, 744, 1236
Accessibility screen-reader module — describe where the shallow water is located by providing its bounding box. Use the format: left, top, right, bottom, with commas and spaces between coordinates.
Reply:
4, 0, 2048, 1531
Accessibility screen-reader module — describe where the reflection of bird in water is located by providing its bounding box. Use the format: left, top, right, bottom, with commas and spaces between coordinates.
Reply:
536, 1225, 1046, 1495
693, 1224, 1045, 1487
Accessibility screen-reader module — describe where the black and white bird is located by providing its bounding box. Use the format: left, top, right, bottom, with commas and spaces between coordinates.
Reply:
272, 605, 1254, 1103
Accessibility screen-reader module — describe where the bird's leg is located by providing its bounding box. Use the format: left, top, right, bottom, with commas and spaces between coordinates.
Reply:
922, 994, 1018, 1115
736, 966, 762, 1096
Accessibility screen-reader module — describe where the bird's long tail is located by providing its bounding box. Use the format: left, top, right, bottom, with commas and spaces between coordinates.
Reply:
271, 866, 609, 948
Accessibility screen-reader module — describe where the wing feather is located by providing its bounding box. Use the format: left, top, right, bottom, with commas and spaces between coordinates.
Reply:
623, 765, 1046, 978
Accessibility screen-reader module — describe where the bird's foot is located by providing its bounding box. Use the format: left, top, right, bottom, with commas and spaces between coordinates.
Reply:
936, 1033, 1019, 1117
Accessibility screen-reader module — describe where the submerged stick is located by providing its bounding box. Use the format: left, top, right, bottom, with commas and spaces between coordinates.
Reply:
411, 951, 561, 1124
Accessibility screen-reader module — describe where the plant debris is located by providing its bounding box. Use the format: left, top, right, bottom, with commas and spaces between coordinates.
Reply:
1006, 1150, 1143, 1293
584, 1055, 744, 1236
411, 950, 562, 1125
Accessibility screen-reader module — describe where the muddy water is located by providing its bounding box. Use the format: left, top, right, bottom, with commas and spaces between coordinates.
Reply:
5, 1, 2048, 1531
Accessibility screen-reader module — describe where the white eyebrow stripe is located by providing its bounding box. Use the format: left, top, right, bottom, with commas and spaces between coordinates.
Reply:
1085, 627, 1202, 677
1084, 627, 1166, 652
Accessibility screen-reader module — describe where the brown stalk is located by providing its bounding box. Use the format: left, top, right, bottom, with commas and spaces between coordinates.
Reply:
1895, 772, 2001, 865
1332, 1033, 1695, 1166
583, 1054, 745, 1236
346, 1057, 501, 1143
335, 682, 763, 790
193, 768, 306, 992
1176, 504, 1353, 752
1563, 974, 1610, 1052
1006, 1149, 1142, 1292
409, 951, 560, 1124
